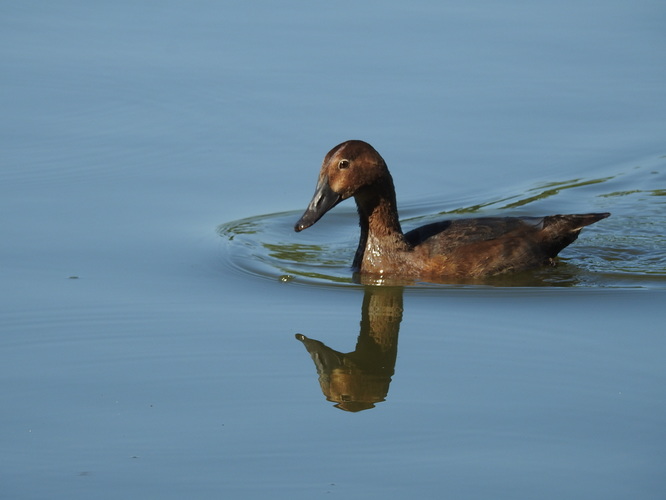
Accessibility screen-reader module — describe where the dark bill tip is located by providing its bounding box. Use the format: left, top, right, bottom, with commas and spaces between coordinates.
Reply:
294, 177, 343, 232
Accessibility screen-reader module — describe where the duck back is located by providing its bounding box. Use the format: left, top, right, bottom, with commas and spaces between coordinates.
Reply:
402, 213, 610, 276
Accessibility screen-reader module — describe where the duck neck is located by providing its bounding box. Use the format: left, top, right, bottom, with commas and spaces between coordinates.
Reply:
352, 184, 410, 271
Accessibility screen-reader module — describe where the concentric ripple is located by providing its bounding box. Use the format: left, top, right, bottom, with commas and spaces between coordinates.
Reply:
218, 159, 666, 289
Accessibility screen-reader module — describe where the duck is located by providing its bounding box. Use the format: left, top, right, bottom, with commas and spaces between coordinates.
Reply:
294, 140, 610, 279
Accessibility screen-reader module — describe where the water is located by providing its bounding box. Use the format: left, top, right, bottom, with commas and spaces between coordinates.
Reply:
221, 156, 666, 287
2, 1, 665, 499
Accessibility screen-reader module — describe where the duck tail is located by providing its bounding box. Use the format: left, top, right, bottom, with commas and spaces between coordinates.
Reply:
541, 212, 610, 256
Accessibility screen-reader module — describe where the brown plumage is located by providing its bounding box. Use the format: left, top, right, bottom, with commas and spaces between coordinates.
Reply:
295, 140, 609, 279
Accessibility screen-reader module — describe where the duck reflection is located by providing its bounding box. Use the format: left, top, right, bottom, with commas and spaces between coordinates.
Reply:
295, 286, 403, 412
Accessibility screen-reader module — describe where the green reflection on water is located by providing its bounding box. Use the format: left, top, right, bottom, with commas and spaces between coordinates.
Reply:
428, 176, 615, 216
263, 243, 329, 264
501, 177, 614, 209
600, 188, 666, 198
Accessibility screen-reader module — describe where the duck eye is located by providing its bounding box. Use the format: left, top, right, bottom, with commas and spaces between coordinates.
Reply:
338, 159, 350, 169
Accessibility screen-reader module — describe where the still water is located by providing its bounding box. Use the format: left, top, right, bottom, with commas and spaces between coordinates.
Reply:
2, 1, 665, 499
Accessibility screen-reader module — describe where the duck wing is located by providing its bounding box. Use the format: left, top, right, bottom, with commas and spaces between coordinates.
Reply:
404, 213, 610, 258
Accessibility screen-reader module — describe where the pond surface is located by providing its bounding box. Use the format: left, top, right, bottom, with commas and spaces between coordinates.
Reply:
2, 1, 665, 499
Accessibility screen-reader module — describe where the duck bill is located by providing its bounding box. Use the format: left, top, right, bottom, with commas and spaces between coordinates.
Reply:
294, 177, 343, 232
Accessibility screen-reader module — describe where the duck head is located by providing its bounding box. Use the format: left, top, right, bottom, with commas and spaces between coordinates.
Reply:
294, 140, 390, 232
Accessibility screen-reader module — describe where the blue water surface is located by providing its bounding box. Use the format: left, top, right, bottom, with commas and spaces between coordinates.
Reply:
1, 1, 665, 499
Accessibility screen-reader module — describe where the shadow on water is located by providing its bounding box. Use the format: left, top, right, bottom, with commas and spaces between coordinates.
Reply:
295, 286, 403, 412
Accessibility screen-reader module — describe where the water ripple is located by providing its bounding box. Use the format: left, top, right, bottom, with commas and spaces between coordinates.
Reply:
218, 157, 666, 289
